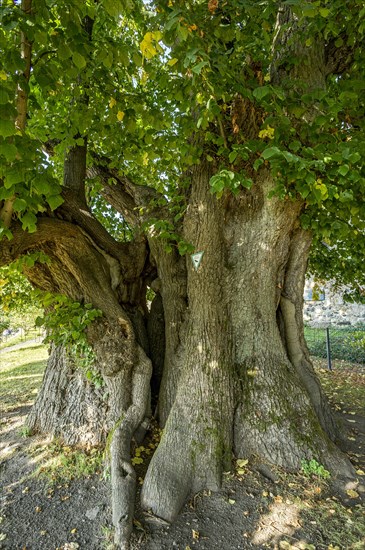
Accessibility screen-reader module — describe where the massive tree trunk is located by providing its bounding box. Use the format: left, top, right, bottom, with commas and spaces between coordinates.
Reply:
141, 164, 355, 522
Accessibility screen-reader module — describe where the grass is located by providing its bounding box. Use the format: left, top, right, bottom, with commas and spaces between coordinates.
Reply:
278, 472, 365, 550
314, 357, 365, 415
0, 343, 48, 413
0, 328, 44, 350
305, 326, 365, 364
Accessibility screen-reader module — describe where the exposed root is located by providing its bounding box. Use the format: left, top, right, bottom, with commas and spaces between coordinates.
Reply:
110, 348, 152, 549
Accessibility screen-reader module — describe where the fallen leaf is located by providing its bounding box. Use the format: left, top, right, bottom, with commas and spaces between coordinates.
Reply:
192, 529, 199, 540
40, 530, 47, 535
237, 459, 248, 468
35, 506, 42, 513
0, 533, 7, 541
228, 499, 236, 504
70, 528, 77, 534
274, 495, 283, 503
356, 469, 365, 475
346, 489, 359, 498
22, 487, 29, 494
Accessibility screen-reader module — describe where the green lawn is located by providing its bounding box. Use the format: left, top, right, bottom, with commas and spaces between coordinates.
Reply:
0, 344, 48, 413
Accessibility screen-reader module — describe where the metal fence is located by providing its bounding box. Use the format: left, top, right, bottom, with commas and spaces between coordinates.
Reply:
304, 325, 365, 369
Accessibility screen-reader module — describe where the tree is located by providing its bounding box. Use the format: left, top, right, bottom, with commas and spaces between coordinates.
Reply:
1, 1, 364, 547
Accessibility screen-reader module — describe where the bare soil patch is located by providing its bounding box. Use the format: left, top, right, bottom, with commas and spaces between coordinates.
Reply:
1, 347, 364, 550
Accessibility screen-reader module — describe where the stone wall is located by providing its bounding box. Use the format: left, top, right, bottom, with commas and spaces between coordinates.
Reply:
303, 281, 365, 327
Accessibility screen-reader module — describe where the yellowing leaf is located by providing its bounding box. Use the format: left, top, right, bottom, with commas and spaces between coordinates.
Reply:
132, 456, 143, 465
258, 126, 275, 139
117, 111, 125, 121
109, 98, 117, 108
167, 58, 178, 66
140, 31, 163, 59
0, 71, 7, 81
237, 459, 249, 468
346, 489, 359, 498
142, 152, 149, 166
247, 369, 257, 376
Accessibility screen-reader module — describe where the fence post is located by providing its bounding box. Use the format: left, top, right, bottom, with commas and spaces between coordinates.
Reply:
326, 327, 332, 371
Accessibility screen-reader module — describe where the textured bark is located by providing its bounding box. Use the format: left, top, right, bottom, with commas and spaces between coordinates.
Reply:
142, 163, 235, 520
90, 318, 152, 549
27, 344, 107, 446
141, 167, 355, 523
279, 229, 339, 442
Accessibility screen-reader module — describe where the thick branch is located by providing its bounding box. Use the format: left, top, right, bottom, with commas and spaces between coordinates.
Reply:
63, 142, 88, 200
88, 164, 162, 227
0, 197, 16, 228
59, 188, 147, 281
0, 219, 139, 325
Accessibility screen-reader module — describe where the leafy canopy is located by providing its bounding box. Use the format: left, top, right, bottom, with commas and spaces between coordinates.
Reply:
0, 0, 365, 291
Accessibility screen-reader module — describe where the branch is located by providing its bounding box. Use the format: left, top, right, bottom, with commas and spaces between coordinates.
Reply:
59, 187, 148, 281
0, 218, 140, 324
0, 197, 15, 228
2, 0, 33, 228
88, 163, 163, 226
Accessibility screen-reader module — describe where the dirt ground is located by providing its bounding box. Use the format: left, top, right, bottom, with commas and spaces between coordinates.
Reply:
1, 349, 364, 550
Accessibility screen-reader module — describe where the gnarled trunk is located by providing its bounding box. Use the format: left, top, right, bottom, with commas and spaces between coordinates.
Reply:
141, 164, 355, 523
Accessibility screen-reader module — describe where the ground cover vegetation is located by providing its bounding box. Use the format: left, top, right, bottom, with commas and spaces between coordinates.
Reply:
1, 0, 365, 547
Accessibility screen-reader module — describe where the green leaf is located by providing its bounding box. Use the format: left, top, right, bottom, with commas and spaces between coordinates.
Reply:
262, 147, 282, 160
253, 86, 271, 101
72, 52, 87, 69
1, 142, 18, 161
58, 43, 72, 60
229, 150, 238, 163
47, 195, 64, 211
0, 119, 15, 138
319, 8, 330, 17
338, 164, 349, 176
192, 61, 208, 74
0, 89, 10, 105
20, 211, 37, 233
13, 198, 28, 212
